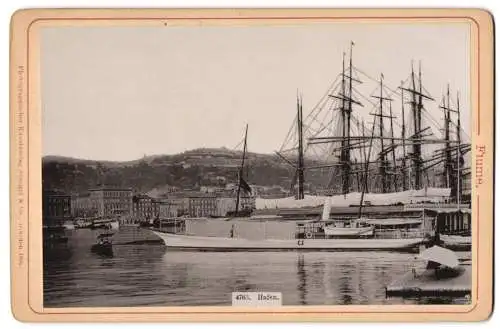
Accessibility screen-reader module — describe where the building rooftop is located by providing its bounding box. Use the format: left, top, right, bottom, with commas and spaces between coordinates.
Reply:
133, 193, 152, 199
167, 191, 217, 198
72, 192, 91, 197
43, 190, 71, 197
89, 186, 133, 191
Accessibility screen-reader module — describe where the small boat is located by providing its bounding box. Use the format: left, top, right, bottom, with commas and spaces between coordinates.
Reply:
321, 198, 375, 237
419, 245, 467, 280
43, 226, 69, 247
139, 221, 154, 228
74, 218, 93, 229
419, 245, 459, 268
106, 220, 120, 230
91, 218, 120, 230
90, 233, 114, 256
63, 220, 75, 230
323, 225, 374, 237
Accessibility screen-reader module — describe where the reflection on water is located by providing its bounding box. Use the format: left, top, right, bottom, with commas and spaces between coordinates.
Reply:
44, 229, 471, 307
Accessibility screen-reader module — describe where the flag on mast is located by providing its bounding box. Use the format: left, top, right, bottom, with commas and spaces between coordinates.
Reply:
239, 176, 252, 194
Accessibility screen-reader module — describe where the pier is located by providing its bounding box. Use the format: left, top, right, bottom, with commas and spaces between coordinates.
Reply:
386, 263, 472, 297
427, 208, 472, 235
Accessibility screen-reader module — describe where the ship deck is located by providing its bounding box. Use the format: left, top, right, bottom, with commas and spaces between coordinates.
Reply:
254, 205, 422, 220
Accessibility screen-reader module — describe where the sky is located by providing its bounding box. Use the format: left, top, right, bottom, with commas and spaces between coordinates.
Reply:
41, 22, 471, 161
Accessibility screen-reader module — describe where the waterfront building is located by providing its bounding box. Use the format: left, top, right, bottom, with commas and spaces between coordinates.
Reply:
216, 196, 256, 217
152, 199, 161, 219
158, 198, 187, 218
88, 187, 133, 218
216, 197, 236, 217
163, 191, 215, 217
71, 192, 98, 218
187, 193, 217, 217
132, 194, 154, 222
43, 190, 72, 227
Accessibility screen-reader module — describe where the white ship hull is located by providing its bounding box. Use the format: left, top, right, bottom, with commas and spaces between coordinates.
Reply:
150, 230, 424, 251
92, 219, 120, 230
63, 222, 75, 230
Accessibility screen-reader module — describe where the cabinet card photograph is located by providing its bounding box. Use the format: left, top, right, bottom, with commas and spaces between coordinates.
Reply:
10, 8, 493, 322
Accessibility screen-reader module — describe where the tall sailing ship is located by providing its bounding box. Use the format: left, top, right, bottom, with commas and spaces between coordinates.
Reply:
150, 42, 471, 251
225, 124, 254, 218
276, 41, 471, 206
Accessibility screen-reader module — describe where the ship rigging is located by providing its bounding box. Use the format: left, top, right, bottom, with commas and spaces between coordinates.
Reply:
276, 42, 471, 202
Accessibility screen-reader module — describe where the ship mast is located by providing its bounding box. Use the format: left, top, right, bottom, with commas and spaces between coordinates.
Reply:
355, 120, 362, 191
371, 73, 392, 193
400, 61, 434, 190
456, 91, 462, 205
235, 124, 248, 216
416, 63, 423, 189
441, 84, 453, 189
358, 112, 377, 218
287, 50, 464, 198
378, 75, 387, 192
346, 42, 354, 193
339, 49, 351, 195
438, 84, 464, 202
337, 42, 355, 195
297, 93, 305, 200
400, 80, 407, 191
388, 102, 397, 191
276, 92, 307, 198
340, 52, 346, 193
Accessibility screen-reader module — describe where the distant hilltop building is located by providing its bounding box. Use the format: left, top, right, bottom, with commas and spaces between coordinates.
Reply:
200, 186, 226, 194
146, 185, 180, 198
180, 148, 241, 168
184, 147, 239, 157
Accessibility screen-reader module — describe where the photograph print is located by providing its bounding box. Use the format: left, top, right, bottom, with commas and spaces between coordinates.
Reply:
42, 20, 472, 307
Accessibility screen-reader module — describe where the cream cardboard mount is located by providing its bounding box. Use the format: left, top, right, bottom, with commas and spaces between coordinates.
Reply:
9, 8, 494, 322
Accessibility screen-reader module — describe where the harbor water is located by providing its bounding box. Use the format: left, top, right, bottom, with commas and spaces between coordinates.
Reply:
44, 227, 471, 307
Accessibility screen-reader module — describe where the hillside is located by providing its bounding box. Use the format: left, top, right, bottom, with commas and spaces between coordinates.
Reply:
42, 147, 451, 196
42, 148, 329, 195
